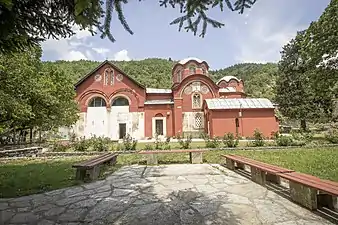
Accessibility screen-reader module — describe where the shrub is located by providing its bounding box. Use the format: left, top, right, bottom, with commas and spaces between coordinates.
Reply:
91, 136, 110, 152
122, 134, 137, 151
252, 129, 265, 147
72, 137, 90, 152
177, 134, 192, 149
223, 133, 239, 147
204, 135, 220, 148
276, 135, 294, 146
325, 126, 338, 144
143, 144, 154, 150
52, 141, 69, 152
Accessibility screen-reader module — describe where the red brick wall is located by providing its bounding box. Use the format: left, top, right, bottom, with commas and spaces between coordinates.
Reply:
75, 63, 146, 112
144, 104, 174, 137
209, 109, 279, 138
146, 94, 172, 101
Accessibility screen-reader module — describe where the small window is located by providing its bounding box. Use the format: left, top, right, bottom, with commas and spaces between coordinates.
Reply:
189, 66, 196, 75
110, 69, 114, 85
194, 113, 203, 129
177, 70, 182, 82
192, 93, 202, 109
104, 69, 109, 85
88, 97, 106, 107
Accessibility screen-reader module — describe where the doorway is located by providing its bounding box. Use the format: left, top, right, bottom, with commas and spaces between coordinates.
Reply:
119, 123, 126, 139
155, 119, 164, 135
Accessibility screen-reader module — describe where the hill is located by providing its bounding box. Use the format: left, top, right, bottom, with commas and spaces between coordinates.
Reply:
43, 59, 278, 100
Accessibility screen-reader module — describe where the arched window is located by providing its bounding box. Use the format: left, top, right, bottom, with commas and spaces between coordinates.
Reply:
176, 70, 182, 83
88, 97, 106, 107
112, 97, 129, 106
104, 69, 109, 85
189, 66, 196, 75
192, 93, 202, 109
110, 69, 114, 85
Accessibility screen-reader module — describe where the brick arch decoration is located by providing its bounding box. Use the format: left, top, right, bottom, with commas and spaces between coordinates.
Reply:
178, 79, 217, 98
78, 90, 109, 107
155, 113, 164, 117
110, 94, 132, 106
108, 88, 140, 108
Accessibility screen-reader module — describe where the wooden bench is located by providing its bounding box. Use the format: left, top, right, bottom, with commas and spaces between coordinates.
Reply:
72, 153, 118, 181
221, 154, 294, 186
139, 149, 206, 165
222, 154, 338, 211
277, 172, 338, 210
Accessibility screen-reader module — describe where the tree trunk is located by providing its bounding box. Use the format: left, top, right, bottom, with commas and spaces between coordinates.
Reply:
29, 128, 33, 143
300, 119, 307, 132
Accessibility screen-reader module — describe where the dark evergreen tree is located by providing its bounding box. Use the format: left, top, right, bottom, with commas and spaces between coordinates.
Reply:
0, 0, 257, 54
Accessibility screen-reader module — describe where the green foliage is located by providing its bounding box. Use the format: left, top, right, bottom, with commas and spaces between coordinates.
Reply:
177, 134, 192, 149
0, 46, 79, 138
252, 129, 264, 147
276, 0, 338, 124
143, 144, 154, 150
153, 134, 171, 150
1, 0, 256, 54
203, 134, 220, 148
52, 142, 70, 152
72, 137, 90, 152
222, 132, 239, 147
90, 136, 111, 152
325, 124, 338, 144
122, 134, 137, 151
275, 135, 294, 146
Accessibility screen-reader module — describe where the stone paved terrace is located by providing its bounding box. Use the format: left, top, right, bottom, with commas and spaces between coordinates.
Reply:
0, 164, 335, 225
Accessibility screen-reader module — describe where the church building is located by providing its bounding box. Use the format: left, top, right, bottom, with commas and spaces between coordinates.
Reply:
71, 58, 279, 140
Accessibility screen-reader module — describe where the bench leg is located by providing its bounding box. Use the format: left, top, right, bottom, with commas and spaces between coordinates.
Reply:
190, 152, 203, 164
289, 181, 317, 210
251, 167, 266, 186
266, 173, 281, 185
108, 156, 117, 166
147, 154, 158, 165
235, 162, 245, 170
317, 192, 337, 210
88, 166, 101, 180
226, 158, 235, 170
75, 169, 86, 180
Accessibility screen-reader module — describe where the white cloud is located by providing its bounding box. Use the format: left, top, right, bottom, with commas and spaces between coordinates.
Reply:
231, 1, 308, 63
42, 24, 95, 61
112, 50, 131, 61
92, 47, 110, 54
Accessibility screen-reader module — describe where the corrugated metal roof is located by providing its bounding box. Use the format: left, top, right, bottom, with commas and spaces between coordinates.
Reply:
219, 87, 237, 93
144, 99, 174, 105
205, 98, 274, 110
146, 88, 172, 94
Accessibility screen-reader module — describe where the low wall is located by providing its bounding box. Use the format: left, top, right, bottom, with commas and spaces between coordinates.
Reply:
0, 147, 43, 158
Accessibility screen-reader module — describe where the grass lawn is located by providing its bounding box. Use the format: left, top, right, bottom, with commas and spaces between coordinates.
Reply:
0, 147, 337, 198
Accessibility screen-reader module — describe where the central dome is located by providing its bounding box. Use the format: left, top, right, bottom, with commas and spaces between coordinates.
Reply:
178, 57, 204, 65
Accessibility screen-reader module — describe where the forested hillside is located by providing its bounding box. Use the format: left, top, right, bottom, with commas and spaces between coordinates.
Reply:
43, 59, 278, 100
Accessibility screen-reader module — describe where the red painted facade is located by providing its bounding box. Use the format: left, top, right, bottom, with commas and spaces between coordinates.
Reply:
75, 58, 279, 139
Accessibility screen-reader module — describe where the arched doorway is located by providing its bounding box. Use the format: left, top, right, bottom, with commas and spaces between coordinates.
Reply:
111, 96, 130, 139
86, 96, 108, 138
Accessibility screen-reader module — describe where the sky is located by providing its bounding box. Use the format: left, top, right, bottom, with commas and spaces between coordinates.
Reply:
41, 0, 331, 70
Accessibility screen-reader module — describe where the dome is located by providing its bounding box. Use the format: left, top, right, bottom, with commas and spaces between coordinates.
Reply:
178, 57, 204, 65
217, 75, 241, 84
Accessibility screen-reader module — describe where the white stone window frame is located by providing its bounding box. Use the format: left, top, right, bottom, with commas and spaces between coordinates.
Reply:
152, 117, 166, 137
192, 92, 202, 109
104, 68, 111, 85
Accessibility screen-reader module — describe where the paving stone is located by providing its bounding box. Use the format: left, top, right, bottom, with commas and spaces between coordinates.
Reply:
9, 212, 39, 224
0, 164, 335, 225
0, 209, 15, 223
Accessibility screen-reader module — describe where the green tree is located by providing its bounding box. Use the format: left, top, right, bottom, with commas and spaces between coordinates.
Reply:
0, 46, 79, 138
275, 32, 317, 130
0, 0, 257, 53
